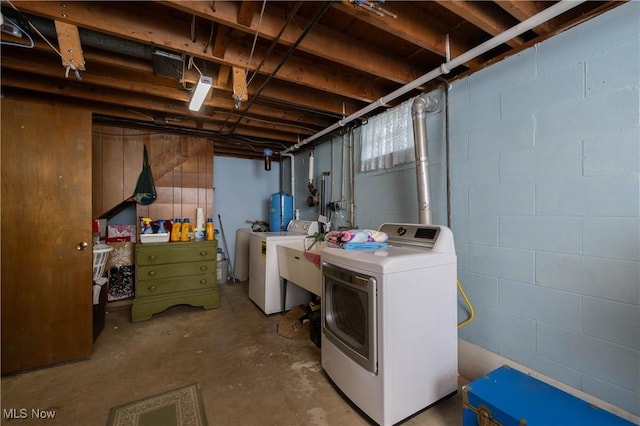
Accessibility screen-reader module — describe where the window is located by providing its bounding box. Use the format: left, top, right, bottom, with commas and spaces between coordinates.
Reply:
359, 98, 415, 172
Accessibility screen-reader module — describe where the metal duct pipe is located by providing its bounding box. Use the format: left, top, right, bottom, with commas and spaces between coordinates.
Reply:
348, 129, 355, 228
24, 14, 153, 60
412, 94, 439, 225
320, 171, 329, 217
282, 0, 586, 154
320, 171, 331, 231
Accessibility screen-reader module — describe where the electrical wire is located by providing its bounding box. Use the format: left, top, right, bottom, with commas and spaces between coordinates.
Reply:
220, 1, 302, 133
0, 16, 34, 48
433, 76, 473, 329
4, 0, 81, 79
244, 1, 302, 91
223, 1, 332, 141
243, 0, 268, 95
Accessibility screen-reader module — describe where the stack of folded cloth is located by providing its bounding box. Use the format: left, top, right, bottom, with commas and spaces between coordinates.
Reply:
324, 229, 388, 250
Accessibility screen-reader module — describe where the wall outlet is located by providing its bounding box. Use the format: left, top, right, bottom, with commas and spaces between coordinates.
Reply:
327, 201, 341, 211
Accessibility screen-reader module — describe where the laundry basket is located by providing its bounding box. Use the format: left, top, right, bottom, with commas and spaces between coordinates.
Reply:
92, 244, 113, 281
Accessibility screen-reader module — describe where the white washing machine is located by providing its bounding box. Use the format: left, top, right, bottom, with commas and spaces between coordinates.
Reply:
249, 220, 319, 315
321, 223, 458, 426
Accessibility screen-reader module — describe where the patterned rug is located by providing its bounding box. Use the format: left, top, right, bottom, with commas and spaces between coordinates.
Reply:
106, 383, 207, 426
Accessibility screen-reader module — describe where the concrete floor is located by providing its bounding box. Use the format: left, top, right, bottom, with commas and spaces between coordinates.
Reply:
1, 281, 465, 426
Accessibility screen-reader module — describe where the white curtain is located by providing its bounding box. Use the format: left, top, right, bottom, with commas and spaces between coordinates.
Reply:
359, 97, 415, 172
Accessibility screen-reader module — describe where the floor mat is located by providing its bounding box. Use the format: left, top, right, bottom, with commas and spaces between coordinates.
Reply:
277, 305, 310, 340
106, 383, 207, 426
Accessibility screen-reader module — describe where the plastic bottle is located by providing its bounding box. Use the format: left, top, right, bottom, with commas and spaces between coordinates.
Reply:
181, 218, 193, 242
206, 218, 215, 241
170, 218, 182, 242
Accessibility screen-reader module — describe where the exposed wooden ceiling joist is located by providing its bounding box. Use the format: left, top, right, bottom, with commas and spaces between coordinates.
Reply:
1, 0, 620, 159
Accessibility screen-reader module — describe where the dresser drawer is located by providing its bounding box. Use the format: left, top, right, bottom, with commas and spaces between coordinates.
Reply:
137, 260, 214, 281
136, 241, 216, 266
132, 240, 219, 322
135, 274, 216, 297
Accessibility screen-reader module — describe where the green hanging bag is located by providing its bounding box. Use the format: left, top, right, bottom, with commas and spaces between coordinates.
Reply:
132, 145, 157, 205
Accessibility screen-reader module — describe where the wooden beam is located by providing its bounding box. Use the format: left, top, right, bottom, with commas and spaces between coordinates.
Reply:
232, 67, 248, 102
13, 1, 388, 103
435, 0, 525, 48
161, 0, 426, 84
54, 21, 86, 71
212, 24, 230, 59
236, 1, 257, 27
2, 47, 350, 122
332, 1, 483, 70
495, 1, 555, 35
216, 64, 230, 88
220, 41, 386, 102
0, 68, 321, 138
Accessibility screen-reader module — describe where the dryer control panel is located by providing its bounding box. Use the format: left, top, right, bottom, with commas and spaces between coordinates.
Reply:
378, 223, 455, 254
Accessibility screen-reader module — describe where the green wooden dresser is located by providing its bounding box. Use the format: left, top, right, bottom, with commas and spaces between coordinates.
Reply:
132, 240, 220, 322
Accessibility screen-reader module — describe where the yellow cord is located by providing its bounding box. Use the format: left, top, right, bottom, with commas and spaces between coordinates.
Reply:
457, 280, 475, 328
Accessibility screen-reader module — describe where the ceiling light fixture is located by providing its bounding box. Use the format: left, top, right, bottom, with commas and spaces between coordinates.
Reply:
187, 57, 212, 112
189, 75, 212, 111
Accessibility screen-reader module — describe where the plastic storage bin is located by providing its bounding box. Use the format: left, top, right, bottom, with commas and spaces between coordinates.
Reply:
217, 260, 227, 284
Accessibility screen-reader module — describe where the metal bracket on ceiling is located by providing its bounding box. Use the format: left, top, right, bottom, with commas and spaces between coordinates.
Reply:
350, 0, 397, 20
64, 65, 81, 81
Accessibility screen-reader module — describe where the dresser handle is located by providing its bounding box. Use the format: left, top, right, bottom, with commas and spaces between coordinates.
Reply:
148, 255, 157, 261
200, 279, 207, 284
200, 266, 208, 271
199, 251, 208, 256
148, 285, 156, 292
148, 270, 157, 277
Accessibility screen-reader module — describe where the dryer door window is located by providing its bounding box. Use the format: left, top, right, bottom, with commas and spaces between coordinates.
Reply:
322, 262, 377, 373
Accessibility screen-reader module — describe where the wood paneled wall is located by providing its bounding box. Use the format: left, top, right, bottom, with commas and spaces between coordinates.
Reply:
92, 125, 214, 225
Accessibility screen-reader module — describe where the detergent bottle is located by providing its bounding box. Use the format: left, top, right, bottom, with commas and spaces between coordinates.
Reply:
206, 218, 215, 241
170, 218, 182, 242
181, 218, 193, 242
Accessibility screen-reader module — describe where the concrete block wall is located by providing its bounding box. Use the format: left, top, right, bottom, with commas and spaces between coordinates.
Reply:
354, 89, 449, 228
452, 2, 639, 416
213, 157, 280, 265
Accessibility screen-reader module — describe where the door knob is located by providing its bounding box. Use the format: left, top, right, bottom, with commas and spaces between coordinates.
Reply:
76, 241, 89, 251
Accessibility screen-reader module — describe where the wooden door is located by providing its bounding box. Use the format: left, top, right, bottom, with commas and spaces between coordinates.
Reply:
1, 98, 93, 373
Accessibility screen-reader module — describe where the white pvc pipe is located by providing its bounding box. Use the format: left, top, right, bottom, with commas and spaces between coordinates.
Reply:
282, 0, 586, 154
281, 153, 295, 208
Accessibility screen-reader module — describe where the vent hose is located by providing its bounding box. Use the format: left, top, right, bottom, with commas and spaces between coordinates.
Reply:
411, 93, 439, 225
412, 92, 474, 328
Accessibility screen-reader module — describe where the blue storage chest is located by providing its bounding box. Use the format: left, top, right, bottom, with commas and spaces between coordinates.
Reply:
462, 365, 636, 426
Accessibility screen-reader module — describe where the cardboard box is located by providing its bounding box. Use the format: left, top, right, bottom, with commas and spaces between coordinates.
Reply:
107, 224, 137, 243
93, 218, 107, 243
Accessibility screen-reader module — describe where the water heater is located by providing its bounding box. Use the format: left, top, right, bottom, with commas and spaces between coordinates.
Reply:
269, 192, 293, 231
